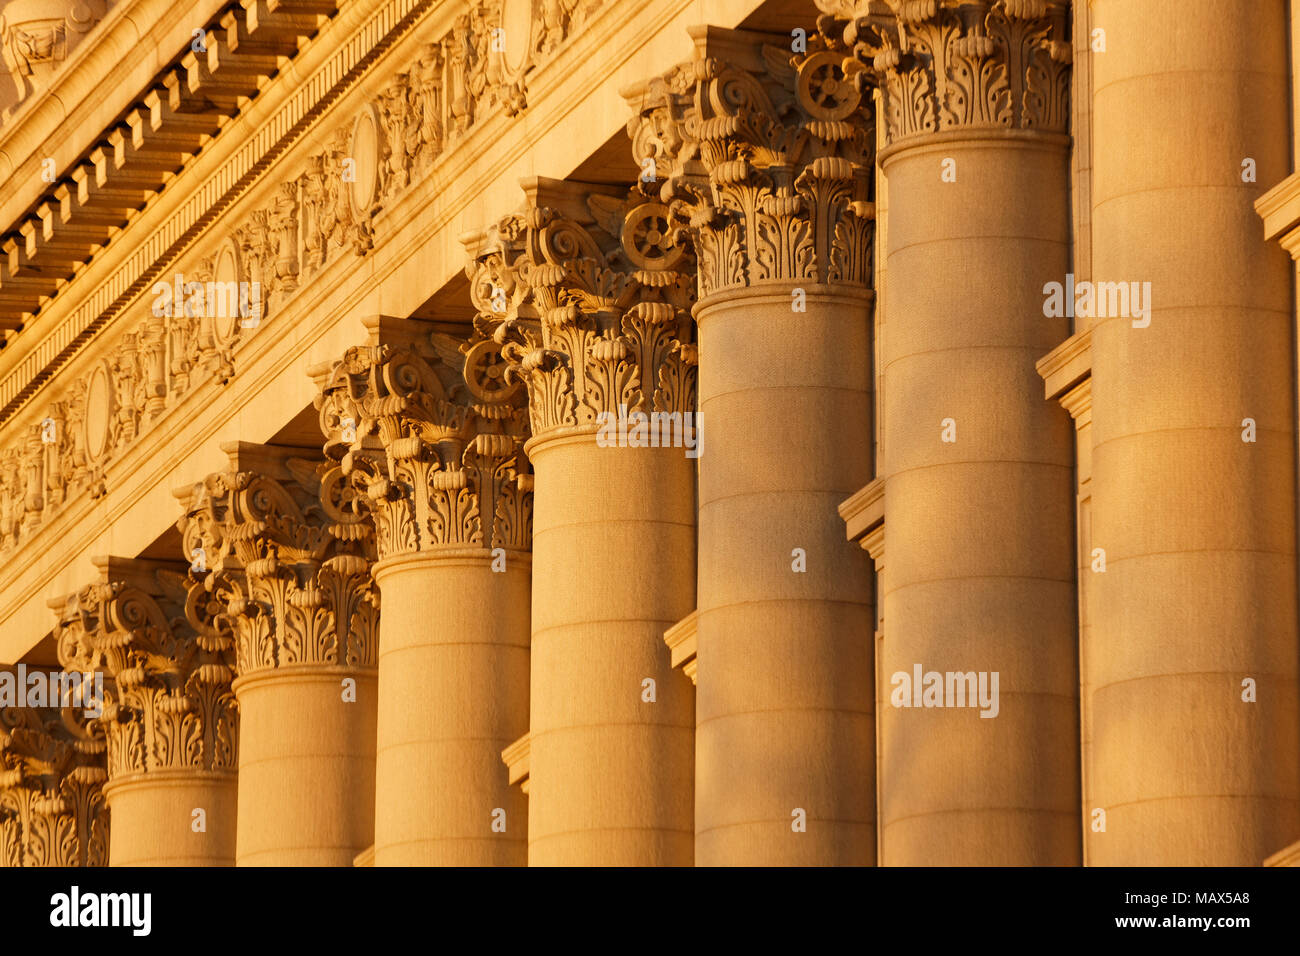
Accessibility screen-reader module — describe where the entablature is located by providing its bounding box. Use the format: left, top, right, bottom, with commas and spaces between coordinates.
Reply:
0, 0, 773, 668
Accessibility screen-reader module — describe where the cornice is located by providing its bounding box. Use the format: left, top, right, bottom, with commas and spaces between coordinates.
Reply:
1057, 378, 1091, 426
0, 0, 343, 336
0, 0, 231, 214
0, 0, 619, 577
0, 0, 436, 416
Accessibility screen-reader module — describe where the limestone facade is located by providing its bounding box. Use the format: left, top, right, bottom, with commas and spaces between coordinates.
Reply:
1, 0, 1299, 867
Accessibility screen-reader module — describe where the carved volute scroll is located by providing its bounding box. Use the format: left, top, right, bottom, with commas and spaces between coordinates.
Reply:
464, 180, 698, 441
316, 327, 532, 561
51, 559, 238, 783
176, 448, 379, 678
626, 26, 875, 300
815, 0, 1071, 146
0, 702, 108, 866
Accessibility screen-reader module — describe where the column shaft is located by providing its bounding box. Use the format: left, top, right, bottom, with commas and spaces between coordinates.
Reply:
527, 436, 695, 865
1089, 0, 1300, 863
105, 773, 237, 866
880, 134, 1078, 865
695, 287, 876, 865
233, 668, 376, 865
373, 554, 530, 865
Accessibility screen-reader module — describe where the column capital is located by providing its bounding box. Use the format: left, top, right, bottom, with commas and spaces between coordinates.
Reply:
463, 178, 698, 443
50, 557, 238, 784
0, 703, 108, 867
315, 324, 533, 561
175, 444, 379, 676
625, 25, 875, 299
818, 0, 1071, 149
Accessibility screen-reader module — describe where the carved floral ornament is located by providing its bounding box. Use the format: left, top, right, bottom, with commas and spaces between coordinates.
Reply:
52, 574, 238, 782
0, 0, 110, 121
813, 0, 1071, 144
177, 458, 379, 676
316, 332, 533, 561
465, 186, 698, 440
0, 0, 599, 565
0, 704, 108, 867
626, 28, 876, 300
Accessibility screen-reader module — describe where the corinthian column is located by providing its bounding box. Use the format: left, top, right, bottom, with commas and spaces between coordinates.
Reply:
316, 316, 532, 866
0, 703, 108, 867
177, 442, 378, 867
52, 557, 238, 866
821, 0, 1079, 865
465, 179, 697, 865
627, 26, 876, 865
1085, 0, 1300, 864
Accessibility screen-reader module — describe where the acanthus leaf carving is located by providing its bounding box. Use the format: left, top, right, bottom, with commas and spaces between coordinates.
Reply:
317, 326, 532, 561
628, 27, 875, 300
0, 703, 108, 867
52, 564, 239, 782
176, 454, 380, 676
466, 184, 698, 443
818, 0, 1070, 147
0, 0, 602, 566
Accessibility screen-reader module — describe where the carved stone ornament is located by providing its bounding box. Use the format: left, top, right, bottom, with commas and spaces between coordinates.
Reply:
177, 455, 379, 677
815, 0, 1071, 146
52, 564, 238, 782
316, 327, 533, 561
465, 182, 698, 440
0, 0, 111, 122
0, 0, 602, 566
626, 26, 875, 300
0, 702, 108, 866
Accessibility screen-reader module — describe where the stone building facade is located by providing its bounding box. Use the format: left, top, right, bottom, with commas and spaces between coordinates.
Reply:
1, 0, 1299, 867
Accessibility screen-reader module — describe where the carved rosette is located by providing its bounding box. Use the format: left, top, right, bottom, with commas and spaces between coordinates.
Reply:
818, 0, 1070, 147
629, 29, 875, 301
177, 459, 379, 678
467, 187, 698, 441
52, 574, 238, 783
0, 705, 108, 867
316, 331, 533, 562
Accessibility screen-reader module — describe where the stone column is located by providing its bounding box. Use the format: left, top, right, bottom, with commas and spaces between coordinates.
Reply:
177, 442, 378, 867
466, 179, 697, 865
52, 557, 238, 867
0, 702, 108, 867
1087, 0, 1300, 864
825, 0, 1079, 864
629, 26, 875, 865
315, 316, 532, 866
